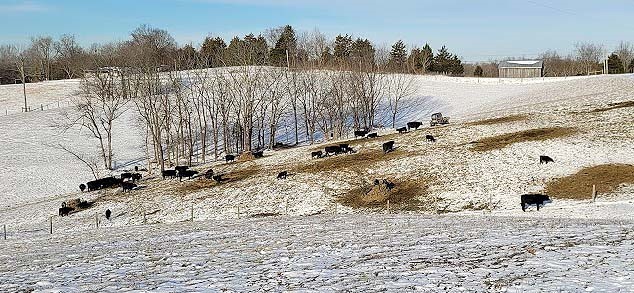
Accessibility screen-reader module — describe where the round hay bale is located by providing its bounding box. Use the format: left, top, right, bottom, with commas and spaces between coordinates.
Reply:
362, 184, 390, 204
238, 151, 256, 162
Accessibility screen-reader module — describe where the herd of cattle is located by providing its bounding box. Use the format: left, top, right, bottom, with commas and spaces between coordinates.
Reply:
64, 120, 559, 217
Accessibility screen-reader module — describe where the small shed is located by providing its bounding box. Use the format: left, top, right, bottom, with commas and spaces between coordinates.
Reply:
498, 60, 543, 78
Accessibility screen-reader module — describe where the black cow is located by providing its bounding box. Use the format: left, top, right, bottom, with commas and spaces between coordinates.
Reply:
105, 209, 112, 220
175, 166, 189, 173
120, 172, 133, 181
397, 127, 407, 133
324, 145, 342, 156
407, 121, 422, 130
382, 141, 395, 153
311, 150, 323, 159
212, 174, 224, 183
225, 154, 236, 163
134, 166, 139, 172
277, 171, 288, 180
520, 194, 552, 212
59, 206, 73, 217
354, 130, 369, 138
179, 170, 199, 181
162, 170, 177, 179
540, 155, 554, 164
79, 184, 86, 192
339, 144, 350, 153
101, 177, 121, 189
121, 182, 137, 192
131, 173, 142, 183
86, 180, 99, 191
366, 133, 378, 139
426, 135, 436, 142
253, 150, 264, 158
383, 179, 395, 191
204, 169, 215, 179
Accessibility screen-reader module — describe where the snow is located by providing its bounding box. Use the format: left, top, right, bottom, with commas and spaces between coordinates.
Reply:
0, 214, 632, 292
1, 71, 633, 290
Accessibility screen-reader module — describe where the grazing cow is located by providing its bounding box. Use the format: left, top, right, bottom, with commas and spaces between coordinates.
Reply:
354, 130, 369, 138
204, 169, 215, 179
134, 166, 139, 172
520, 194, 552, 212
366, 133, 378, 139
407, 121, 422, 130
426, 135, 436, 142
121, 182, 137, 192
162, 170, 177, 179
539, 155, 554, 164
101, 177, 121, 189
324, 145, 342, 156
339, 144, 350, 153
225, 154, 236, 163
105, 209, 112, 220
253, 150, 264, 158
397, 127, 407, 133
175, 166, 189, 173
382, 141, 395, 153
373, 179, 380, 185
59, 206, 73, 217
79, 184, 86, 192
131, 173, 142, 183
120, 172, 133, 181
178, 170, 199, 181
212, 174, 224, 183
383, 179, 395, 190
311, 150, 323, 159
86, 180, 99, 191
277, 171, 288, 180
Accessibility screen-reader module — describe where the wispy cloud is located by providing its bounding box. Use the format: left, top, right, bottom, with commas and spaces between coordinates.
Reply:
0, 1, 49, 13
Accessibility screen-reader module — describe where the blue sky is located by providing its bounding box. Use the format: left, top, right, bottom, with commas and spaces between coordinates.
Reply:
0, 0, 632, 62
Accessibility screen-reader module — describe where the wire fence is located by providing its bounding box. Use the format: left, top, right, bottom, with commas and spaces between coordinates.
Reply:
1, 99, 72, 116
0, 200, 369, 242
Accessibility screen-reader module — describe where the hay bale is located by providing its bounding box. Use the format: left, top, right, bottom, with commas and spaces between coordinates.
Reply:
238, 151, 256, 162
362, 183, 392, 204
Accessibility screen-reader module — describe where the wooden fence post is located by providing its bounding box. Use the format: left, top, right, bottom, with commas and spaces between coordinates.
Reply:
386, 199, 390, 214
237, 206, 240, 219
49, 216, 53, 234
143, 212, 146, 224
592, 185, 597, 202
95, 213, 99, 229
190, 205, 194, 222
3, 224, 6, 240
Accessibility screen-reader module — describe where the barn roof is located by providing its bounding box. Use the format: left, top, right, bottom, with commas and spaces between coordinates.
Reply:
499, 60, 543, 68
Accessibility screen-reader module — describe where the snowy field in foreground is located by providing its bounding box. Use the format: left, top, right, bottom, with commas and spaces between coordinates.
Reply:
0, 214, 632, 292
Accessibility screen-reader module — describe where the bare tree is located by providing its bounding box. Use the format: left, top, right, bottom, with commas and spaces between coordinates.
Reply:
55, 34, 86, 79
386, 73, 418, 128
574, 42, 604, 75
30, 36, 56, 81
615, 41, 634, 73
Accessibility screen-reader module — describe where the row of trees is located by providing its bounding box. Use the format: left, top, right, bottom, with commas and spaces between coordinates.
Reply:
59, 26, 420, 173
465, 41, 634, 77
0, 24, 466, 86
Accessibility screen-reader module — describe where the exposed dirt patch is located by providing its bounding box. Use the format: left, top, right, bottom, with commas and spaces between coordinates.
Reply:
468, 114, 528, 126
175, 165, 262, 194
295, 149, 410, 174
588, 101, 634, 113
544, 164, 634, 200
471, 127, 577, 152
337, 178, 429, 210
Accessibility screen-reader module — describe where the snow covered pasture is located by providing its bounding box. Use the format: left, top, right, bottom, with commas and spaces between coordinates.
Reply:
1, 214, 633, 292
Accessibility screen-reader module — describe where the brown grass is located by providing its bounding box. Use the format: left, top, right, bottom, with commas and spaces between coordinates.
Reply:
468, 114, 528, 126
588, 101, 634, 113
471, 127, 577, 152
337, 178, 429, 210
295, 149, 409, 174
175, 165, 262, 194
544, 164, 634, 200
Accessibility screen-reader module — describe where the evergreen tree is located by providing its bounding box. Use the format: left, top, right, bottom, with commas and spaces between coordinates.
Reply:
226, 36, 246, 65
333, 34, 353, 62
269, 25, 297, 66
320, 47, 333, 65
244, 34, 268, 65
351, 38, 375, 66
389, 40, 407, 70
450, 55, 464, 76
474, 65, 484, 77
431, 45, 463, 75
407, 43, 434, 73
200, 36, 226, 67
608, 53, 624, 74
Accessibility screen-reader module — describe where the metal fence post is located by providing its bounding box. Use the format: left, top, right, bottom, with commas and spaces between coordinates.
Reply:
3, 224, 6, 240
49, 216, 53, 234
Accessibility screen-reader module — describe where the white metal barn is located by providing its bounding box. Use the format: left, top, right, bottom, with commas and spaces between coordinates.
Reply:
498, 60, 544, 78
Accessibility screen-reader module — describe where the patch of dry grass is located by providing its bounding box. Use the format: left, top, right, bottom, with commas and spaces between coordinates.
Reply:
337, 178, 429, 210
544, 164, 634, 200
294, 149, 409, 174
589, 101, 634, 113
471, 127, 577, 152
468, 114, 528, 126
